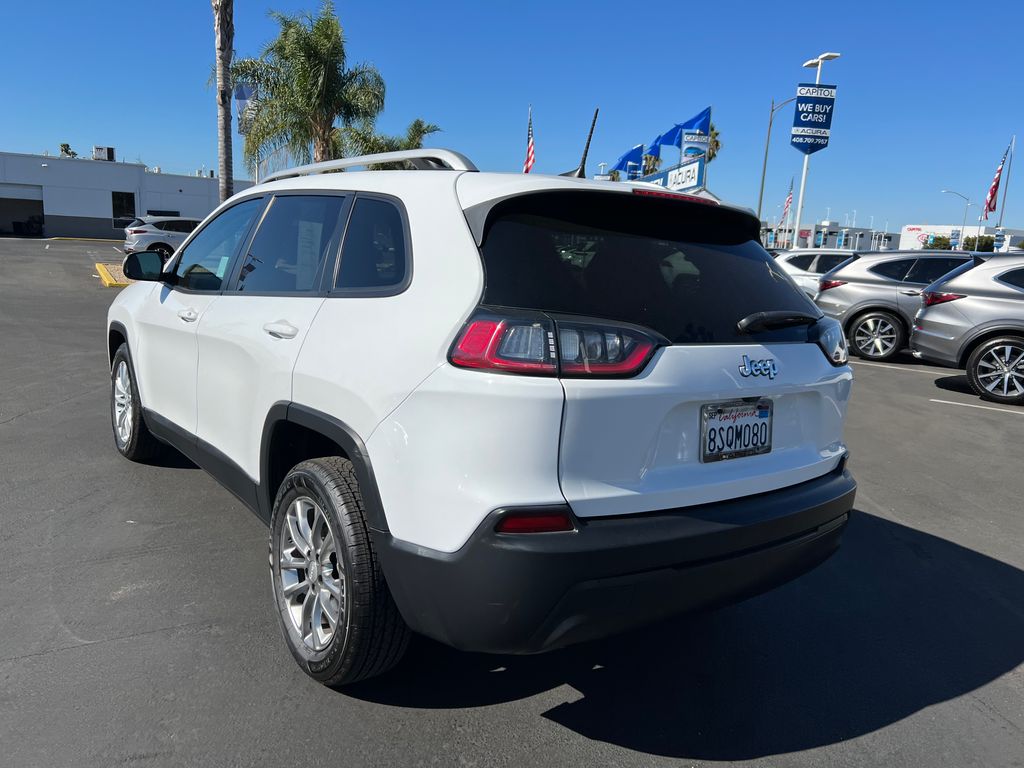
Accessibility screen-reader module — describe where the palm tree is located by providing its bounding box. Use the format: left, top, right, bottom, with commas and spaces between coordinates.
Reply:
231, 0, 385, 170
706, 122, 722, 163
211, 0, 234, 201
337, 118, 441, 165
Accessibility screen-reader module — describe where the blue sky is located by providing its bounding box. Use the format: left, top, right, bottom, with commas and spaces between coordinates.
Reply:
2, 0, 1022, 230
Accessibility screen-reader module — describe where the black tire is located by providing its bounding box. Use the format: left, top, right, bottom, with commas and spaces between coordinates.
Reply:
151, 243, 173, 263
269, 457, 409, 686
848, 311, 906, 361
966, 336, 1024, 405
110, 343, 163, 462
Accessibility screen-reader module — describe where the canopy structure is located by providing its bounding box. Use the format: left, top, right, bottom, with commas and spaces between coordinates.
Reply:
609, 144, 644, 172
644, 107, 712, 157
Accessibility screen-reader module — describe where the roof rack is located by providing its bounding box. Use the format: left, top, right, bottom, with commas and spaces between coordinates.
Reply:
261, 148, 477, 184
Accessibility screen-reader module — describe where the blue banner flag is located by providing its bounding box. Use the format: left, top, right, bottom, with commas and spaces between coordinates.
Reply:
610, 144, 645, 172
790, 84, 836, 155
658, 107, 712, 149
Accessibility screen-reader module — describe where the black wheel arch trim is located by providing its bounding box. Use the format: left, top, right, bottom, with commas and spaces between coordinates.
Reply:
259, 403, 390, 533
957, 326, 1024, 368
108, 321, 129, 366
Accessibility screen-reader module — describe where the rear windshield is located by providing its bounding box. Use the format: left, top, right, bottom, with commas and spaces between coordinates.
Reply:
478, 191, 819, 344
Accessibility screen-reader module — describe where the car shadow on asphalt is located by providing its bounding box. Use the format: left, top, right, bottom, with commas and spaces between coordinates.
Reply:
933, 374, 974, 396
346, 511, 1024, 761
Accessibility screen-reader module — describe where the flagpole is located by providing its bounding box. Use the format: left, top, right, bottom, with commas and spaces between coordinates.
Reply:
998, 135, 1015, 229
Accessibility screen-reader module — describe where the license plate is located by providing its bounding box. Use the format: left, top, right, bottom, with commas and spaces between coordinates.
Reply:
700, 399, 773, 463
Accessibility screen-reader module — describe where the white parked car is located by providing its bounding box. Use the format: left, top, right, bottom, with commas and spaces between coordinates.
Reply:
107, 149, 856, 686
775, 249, 858, 297
123, 216, 201, 262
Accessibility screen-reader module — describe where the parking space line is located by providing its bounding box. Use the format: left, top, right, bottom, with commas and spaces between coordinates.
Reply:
849, 360, 941, 375
928, 398, 1024, 416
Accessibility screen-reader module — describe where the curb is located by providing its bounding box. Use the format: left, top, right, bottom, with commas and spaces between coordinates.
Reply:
95, 263, 129, 288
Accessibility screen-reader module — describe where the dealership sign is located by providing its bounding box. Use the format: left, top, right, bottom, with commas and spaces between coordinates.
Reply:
639, 156, 704, 191
791, 83, 837, 155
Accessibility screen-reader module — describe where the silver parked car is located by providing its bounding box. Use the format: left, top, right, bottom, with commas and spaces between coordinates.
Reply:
815, 250, 972, 360
775, 249, 858, 297
911, 254, 1024, 404
123, 216, 200, 262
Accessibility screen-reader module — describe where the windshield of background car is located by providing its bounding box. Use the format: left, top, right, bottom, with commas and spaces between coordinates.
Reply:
479, 191, 820, 344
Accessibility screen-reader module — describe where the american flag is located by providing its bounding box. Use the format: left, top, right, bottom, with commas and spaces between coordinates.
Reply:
779, 178, 793, 230
982, 143, 1011, 220
523, 107, 535, 173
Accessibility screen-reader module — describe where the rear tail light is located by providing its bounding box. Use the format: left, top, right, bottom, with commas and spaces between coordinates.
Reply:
495, 509, 575, 534
450, 310, 662, 378
818, 279, 847, 292
127, 229, 147, 235
630, 188, 719, 205
922, 291, 966, 306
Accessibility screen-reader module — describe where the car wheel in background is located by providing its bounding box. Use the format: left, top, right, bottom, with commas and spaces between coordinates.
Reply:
110, 344, 164, 461
849, 311, 905, 361
966, 337, 1024, 405
269, 457, 410, 687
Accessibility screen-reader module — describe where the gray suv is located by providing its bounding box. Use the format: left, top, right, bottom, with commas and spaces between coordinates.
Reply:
911, 254, 1024, 404
815, 251, 972, 360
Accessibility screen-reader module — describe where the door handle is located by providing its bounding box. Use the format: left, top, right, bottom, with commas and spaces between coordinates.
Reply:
262, 320, 299, 339
177, 308, 199, 322
900, 290, 921, 296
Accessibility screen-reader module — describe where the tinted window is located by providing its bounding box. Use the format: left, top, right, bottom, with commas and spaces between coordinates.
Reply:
162, 220, 196, 233
905, 257, 968, 284
235, 195, 346, 293
174, 198, 263, 291
869, 259, 916, 281
1000, 269, 1024, 290
786, 253, 815, 270
479, 192, 818, 345
335, 198, 408, 290
814, 253, 851, 274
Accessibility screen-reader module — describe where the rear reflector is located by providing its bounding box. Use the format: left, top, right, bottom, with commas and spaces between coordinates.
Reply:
495, 511, 575, 534
818, 279, 847, 292
922, 291, 966, 306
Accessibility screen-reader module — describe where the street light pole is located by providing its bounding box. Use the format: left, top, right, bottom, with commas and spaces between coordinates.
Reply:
942, 189, 971, 249
756, 96, 797, 222
790, 52, 840, 249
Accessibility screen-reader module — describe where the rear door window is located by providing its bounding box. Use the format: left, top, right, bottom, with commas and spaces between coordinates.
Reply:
786, 253, 815, 270
478, 191, 818, 345
905, 257, 969, 284
235, 195, 347, 293
869, 259, 916, 281
813, 253, 851, 274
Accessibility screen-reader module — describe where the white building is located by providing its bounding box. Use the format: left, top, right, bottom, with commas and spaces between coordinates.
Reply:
0, 150, 251, 239
766, 221, 898, 251
898, 223, 1024, 251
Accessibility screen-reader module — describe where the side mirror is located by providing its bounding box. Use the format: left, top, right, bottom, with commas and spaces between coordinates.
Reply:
123, 251, 168, 282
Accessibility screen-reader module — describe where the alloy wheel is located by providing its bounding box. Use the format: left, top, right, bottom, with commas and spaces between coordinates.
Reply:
853, 317, 898, 358
976, 344, 1024, 398
113, 361, 133, 445
278, 496, 345, 652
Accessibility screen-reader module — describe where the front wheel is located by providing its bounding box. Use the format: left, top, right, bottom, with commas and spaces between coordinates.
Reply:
269, 457, 409, 686
110, 344, 163, 461
966, 337, 1024, 404
849, 311, 905, 361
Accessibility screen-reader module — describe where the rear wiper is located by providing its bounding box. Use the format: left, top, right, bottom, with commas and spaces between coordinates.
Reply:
736, 310, 822, 334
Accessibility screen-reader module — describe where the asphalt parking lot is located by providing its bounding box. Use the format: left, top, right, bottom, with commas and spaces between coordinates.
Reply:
1, 238, 1022, 768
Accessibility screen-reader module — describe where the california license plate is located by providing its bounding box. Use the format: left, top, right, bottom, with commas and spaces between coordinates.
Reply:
700, 399, 773, 463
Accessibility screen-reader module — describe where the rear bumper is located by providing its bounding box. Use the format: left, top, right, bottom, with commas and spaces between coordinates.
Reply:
375, 460, 856, 654
909, 327, 960, 367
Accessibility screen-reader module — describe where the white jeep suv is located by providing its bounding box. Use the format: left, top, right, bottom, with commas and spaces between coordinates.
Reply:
107, 149, 856, 686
